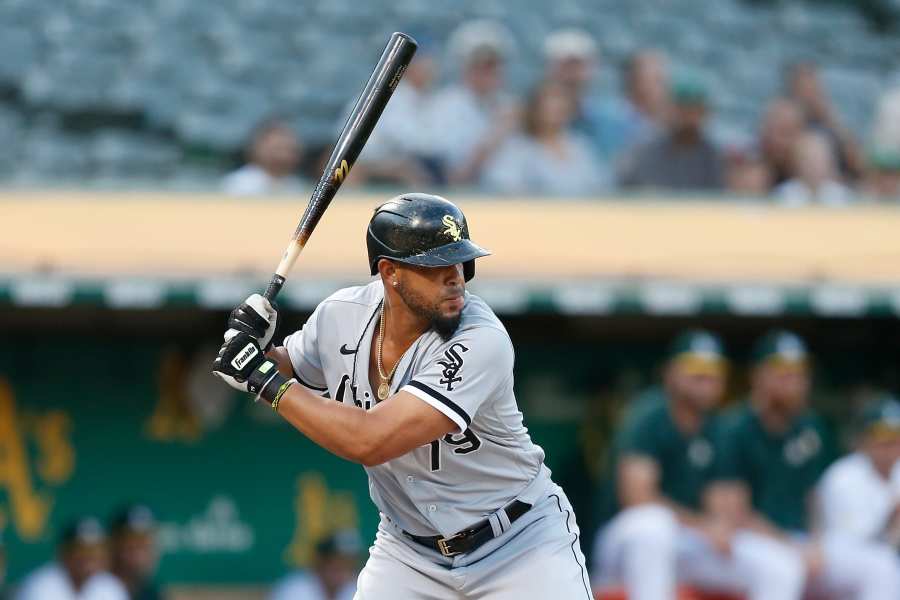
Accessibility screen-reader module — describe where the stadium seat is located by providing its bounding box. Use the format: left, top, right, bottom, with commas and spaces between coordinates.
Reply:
0, 0, 892, 184
0, 28, 39, 85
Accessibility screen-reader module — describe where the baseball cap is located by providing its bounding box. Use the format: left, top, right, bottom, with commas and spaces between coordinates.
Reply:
59, 516, 106, 549
666, 329, 726, 375
110, 504, 157, 537
751, 330, 809, 367
448, 20, 514, 65
315, 529, 362, 559
858, 394, 900, 442
869, 149, 900, 173
670, 71, 709, 106
544, 29, 596, 62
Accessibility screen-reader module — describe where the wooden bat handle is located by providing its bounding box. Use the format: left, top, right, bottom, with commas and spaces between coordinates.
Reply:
264, 239, 304, 301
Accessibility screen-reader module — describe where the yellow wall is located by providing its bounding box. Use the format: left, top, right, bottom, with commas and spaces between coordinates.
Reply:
3, 191, 899, 283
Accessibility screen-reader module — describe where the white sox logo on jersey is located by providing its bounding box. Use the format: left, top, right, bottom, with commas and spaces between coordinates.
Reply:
437, 343, 468, 391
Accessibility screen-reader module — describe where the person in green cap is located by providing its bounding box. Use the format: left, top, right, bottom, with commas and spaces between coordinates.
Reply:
816, 394, 900, 563
618, 72, 725, 192
862, 149, 900, 201
108, 505, 164, 600
714, 330, 899, 599
591, 329, 804, 600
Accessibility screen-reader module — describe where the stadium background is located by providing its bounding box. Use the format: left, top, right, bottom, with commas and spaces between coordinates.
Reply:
2, 0, 900, 597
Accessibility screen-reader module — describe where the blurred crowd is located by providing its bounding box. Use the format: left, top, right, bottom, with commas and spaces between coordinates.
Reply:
222, 21, 900, 203
1, 505, 363, 600
7, 505, 162, 600
590, 329, 900, 599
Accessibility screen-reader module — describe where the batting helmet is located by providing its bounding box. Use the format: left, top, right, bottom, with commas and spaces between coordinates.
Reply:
366, 193, 490, 281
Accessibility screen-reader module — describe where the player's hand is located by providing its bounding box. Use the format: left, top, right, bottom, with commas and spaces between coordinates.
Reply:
228, 294, 280, 351
212, 330, 291, 403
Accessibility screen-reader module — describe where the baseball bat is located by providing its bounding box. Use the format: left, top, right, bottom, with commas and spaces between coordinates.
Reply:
263, 32, 418, 302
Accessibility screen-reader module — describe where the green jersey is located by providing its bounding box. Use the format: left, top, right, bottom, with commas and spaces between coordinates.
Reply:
607, 388, 719, 512
715, 403, 834, 531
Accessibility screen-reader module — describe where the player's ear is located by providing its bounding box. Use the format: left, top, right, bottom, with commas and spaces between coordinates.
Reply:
378, 258, 398, 283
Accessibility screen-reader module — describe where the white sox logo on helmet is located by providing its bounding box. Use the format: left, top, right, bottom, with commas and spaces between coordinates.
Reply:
442, 215, 462, 242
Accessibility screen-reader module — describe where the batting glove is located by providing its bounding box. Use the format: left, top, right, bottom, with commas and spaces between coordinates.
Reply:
228, 294, 280, 351
213, 330, 294, 404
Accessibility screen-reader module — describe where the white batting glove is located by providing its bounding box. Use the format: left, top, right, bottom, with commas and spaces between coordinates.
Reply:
228, 293, 280, 351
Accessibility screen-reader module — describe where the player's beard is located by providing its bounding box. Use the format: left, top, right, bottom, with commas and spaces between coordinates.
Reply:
395, 281, 463, 341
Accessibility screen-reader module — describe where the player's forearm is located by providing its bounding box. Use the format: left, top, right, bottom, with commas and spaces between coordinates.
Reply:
276, 384, 380, 464
266, 346, 295, 379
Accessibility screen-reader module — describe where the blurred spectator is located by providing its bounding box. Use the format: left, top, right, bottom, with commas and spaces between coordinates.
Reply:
429, 20, 518, 185
817, 395, 900, 550
725, 146, 773, 197
715, 331, 900, 600
619, 74, 724, 192
269, 530, 361, 600
870, 87, 900, 155
15, 517, 127, 600
481, 81, 607, 196
223, 119, 304, 196
592, 330, 804, 600
786, 62, 865, 180
774, 131, 853, 206
861, 149, 900, 201
622, 51, 670, 142
108, 505, 163, 600
346, 33, 441, 186
542, 29, 632, 163
758, 98, 805, 187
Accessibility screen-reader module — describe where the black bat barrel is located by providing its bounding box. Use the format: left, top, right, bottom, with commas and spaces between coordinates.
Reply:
263, 32, 418, 302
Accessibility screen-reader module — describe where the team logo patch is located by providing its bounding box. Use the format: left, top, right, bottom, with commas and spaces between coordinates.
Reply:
784, 428, 821, 466
437, 343, 468, 391
441, 215, 462, 242
231, 342, 259, 370
688, 438, 714, 468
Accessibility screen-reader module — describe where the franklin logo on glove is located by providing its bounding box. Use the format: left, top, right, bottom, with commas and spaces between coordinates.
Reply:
232, 343, 259, 370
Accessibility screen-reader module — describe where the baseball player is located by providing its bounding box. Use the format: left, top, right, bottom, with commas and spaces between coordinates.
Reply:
592, 330, 804, 600
714, 330, 900, 599
816, 395, 900, 553
15, 517, 127, 600
108, 505, 163, 600
269, 530, 361, 600
213, 193, 591, 599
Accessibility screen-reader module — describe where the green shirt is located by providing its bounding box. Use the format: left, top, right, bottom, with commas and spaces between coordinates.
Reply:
715, 403, 834, 532
607, 388, 719, 513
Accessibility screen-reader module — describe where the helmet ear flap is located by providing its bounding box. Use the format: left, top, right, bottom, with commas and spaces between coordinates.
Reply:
463, 260, 475, 282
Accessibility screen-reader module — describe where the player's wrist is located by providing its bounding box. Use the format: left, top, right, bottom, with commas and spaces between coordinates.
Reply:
246, 360, 294, 406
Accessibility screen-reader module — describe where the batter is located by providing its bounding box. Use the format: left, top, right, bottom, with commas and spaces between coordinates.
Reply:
214, 193, 591, 599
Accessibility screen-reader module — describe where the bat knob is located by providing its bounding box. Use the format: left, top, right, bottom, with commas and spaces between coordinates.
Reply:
264, 275, 285, 302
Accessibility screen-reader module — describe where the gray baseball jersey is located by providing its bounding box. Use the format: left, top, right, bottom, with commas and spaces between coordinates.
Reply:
283, 280, 548, 537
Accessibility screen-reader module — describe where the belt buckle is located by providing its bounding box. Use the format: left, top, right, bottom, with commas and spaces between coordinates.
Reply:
437, 532, 464, 557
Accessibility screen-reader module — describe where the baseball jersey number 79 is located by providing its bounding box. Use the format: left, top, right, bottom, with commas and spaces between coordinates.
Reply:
428, 429, 482, 471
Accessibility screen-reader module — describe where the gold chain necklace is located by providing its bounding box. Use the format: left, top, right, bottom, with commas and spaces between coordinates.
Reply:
376, 301, 400, 401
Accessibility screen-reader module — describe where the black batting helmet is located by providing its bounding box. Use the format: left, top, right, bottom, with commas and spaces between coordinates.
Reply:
366, 193, 490, 281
